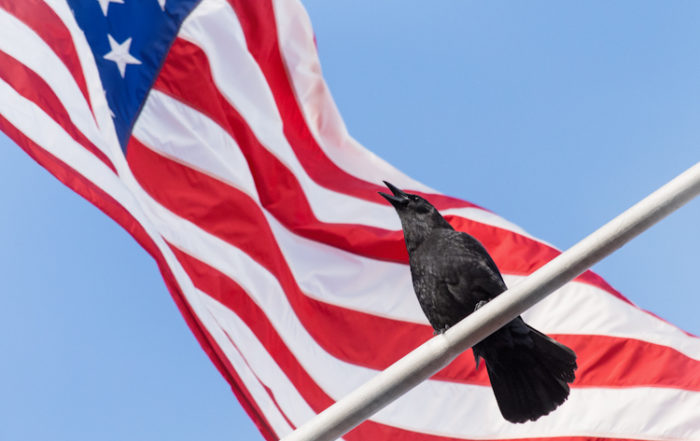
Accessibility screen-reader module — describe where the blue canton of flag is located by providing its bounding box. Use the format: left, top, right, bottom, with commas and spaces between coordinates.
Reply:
67, 0, 200, 149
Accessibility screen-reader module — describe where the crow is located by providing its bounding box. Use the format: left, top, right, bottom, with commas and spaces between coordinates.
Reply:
379, 181, 577, 423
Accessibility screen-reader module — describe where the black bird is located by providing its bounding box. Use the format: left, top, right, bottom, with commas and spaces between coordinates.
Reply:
379, 181, 577, 423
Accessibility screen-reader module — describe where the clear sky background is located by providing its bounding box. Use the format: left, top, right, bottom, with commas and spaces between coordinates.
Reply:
1, 2, 699, 440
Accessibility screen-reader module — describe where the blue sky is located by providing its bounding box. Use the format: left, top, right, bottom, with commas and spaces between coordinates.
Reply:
1, 2, 699, 440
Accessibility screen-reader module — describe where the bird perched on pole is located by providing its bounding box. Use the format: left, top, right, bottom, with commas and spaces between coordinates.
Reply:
379, 181, 577, 423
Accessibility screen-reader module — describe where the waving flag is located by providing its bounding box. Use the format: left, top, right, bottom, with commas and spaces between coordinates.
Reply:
1, 1, 699, 440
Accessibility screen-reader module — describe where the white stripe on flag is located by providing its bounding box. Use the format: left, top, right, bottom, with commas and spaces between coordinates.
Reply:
0, 7, 104, 150
199, 290, 298, 437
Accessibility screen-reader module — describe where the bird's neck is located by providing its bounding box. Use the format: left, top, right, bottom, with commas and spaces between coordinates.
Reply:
402, 216, 453, 253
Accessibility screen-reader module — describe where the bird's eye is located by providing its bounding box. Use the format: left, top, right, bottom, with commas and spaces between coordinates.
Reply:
415, 202, 431, 214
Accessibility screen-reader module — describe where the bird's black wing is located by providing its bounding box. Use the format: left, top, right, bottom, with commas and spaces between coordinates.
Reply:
437, 230, 508, 310
410, 229, 509, 332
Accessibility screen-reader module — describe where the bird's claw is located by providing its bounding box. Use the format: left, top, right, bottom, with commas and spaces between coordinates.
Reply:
474, 300, 489, 311
473, 301, 489, 370
433, 326, 448, 336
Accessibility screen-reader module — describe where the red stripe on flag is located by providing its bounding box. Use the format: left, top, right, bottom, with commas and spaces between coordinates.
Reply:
168, 243, 334, 408
0, 0, 94, 116
445, 214, 624, 299
0, 49, 116, 172
217, 326, 298, 431
0, 115, 278, 441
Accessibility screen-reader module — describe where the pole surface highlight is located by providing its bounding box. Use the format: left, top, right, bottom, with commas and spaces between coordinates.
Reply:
281, 161, 700, 441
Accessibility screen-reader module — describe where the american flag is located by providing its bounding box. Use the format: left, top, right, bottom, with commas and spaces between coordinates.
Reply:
1, 1, 699, 440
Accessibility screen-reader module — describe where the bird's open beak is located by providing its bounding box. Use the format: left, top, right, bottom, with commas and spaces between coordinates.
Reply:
379, 181, 409, 208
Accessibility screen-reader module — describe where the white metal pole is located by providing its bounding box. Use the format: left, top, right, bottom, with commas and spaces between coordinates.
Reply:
281, 161, 700, 441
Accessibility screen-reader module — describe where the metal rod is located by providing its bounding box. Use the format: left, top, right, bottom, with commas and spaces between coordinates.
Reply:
281, 161, 700, 441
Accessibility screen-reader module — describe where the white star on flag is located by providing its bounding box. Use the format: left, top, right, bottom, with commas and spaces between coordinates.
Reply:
103, 35, 142, 78
158, 0, 166, 10
97, 0, 124, 16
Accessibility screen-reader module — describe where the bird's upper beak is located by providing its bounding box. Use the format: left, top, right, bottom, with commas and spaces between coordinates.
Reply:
379, 181, 409, 208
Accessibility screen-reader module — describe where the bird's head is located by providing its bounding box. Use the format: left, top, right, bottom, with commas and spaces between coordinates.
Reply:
379, 181, 452, 252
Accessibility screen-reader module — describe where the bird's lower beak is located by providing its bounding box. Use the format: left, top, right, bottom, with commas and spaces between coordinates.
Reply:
379, 181, 409, 208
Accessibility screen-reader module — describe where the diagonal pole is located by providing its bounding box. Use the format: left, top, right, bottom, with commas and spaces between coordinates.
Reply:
281, 161, 700, 441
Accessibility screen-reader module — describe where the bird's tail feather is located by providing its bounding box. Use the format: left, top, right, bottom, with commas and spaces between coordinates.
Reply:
481, 325, 577, 423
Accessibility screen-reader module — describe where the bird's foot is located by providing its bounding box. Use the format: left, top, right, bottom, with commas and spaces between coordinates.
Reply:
474, 300, 489, 311
433, 326, 448, 336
